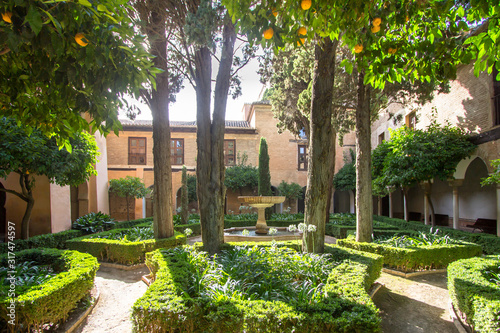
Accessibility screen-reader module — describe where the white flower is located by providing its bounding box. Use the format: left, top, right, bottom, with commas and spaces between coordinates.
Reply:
269, 228, 278, 235
288, 225, 298, 232
307, 224, 317, 232
242, 229, 250, 236
184, 228, 193, 237
298, 223, 307, 232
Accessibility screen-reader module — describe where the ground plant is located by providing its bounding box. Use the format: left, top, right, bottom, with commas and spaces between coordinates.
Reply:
187, 245, 339, 304
133, 243, 382, 332
72, 212, 116, 234
374, 229, 459, 248
93, 227, 155, 242
0, 261, 57, 294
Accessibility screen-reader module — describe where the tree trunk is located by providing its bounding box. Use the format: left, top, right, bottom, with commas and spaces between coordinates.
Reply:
125, 196, 131, 221
149, 10, 174, 239
21, 195, 34, 240
196, 19, 236, 255
303, 37, 338, 253
355, 73, 373, 243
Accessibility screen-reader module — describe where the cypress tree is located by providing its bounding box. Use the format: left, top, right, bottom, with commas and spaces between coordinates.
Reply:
258, 137, 273, 219
181, 166, 189, 224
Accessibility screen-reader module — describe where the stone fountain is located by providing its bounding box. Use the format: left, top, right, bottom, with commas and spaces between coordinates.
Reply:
237, 196, 285, 234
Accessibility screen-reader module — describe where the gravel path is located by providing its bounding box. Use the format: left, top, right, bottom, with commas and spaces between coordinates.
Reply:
75, 265, 149, 333
373, 272, 456, 333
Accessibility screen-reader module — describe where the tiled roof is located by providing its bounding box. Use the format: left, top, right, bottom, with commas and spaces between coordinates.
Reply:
120, 119, 252, 129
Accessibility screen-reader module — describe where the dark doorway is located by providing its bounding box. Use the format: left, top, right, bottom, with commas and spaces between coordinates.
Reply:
297, 186, 306, 213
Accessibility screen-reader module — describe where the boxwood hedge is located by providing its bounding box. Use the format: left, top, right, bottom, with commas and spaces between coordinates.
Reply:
0, 229, 84, 254
0, 248, 98, 331
131, 242, 383, 333
448, 256, 500, 332
66, 229, 186, 265
374, 216, 500, 255
337, 238, 482, 272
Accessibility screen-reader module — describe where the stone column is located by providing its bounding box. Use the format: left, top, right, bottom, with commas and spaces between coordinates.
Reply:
421, 181, 432, 225
449, 179, 463, 230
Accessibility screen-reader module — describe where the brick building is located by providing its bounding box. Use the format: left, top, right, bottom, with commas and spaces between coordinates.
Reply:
106, 102, 338, 220
357, 64, 500, 234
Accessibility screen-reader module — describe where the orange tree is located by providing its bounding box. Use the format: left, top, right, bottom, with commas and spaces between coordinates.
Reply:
0, 0, 158, 148
223, 0, 482, 250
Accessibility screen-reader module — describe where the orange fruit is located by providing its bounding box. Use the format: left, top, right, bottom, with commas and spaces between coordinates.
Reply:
2, 12, 12, 23
263, 28, 274, 40
297, 38, 305, 46
371, 25, 380, 33
301, 0, 312, 10
405, 16, 409, 22
272, 8, 278, 17
298, 26, 307, 36
388, 47, 397, 54
354, 44, 363, 53
75, 33, 89, 47
372, 17, 382, 26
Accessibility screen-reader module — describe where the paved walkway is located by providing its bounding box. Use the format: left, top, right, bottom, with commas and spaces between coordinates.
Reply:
75, 266, 148, 333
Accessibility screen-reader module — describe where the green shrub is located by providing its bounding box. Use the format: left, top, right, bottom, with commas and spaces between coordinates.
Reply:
0, 229, 84, 254
132, 243, 382, 333
66, 229, 186, 265
337, 238, 482, 272
113, 217, 153, 229
0, 248, 98, 331
374, 216, 500, 255
72, 211, 115, 234
448, 256, 500, 332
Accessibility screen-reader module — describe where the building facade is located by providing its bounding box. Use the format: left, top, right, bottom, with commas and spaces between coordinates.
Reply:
364, 64, 500, 233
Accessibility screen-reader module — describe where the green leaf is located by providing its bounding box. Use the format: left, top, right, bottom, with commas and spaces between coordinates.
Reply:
25, 6, 43, 36
78, 0, 92, 7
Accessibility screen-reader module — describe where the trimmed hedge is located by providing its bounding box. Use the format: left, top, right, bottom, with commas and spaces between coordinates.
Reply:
131, 242, 383, 332
325, 223, 404, 239
448, 256, 500, 332
66, 229, 186, 265
337, 238, 482, 272
113, 217, 153, 229
0, 248, 98, 331
0, 229, 84, 254
374, 216, 500, 255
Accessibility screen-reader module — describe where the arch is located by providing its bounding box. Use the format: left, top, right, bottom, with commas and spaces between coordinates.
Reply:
454, 155, 487, 179
333, 190, 354, 214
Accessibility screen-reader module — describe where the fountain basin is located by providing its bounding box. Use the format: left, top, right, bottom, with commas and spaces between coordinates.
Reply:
224, 227, 302, 242
238, 196, 286, 234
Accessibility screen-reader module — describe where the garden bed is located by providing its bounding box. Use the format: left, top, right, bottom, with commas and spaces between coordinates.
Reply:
337, 237, 482, 273
0, 248, 99, 331
132, 242, 383, 332
448, 255, 500, 332
66, 228, 186, 265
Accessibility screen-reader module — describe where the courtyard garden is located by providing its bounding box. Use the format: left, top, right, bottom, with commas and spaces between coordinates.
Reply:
1, 0, 500, 331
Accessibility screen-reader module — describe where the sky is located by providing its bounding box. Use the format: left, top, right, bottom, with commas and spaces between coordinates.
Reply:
122, 56, 265, 122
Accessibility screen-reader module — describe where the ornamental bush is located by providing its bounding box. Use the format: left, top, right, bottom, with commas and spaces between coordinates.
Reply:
337, 237, 482, 272
131, 243, 382, 332
66, 229, 186, 265
0, 248, 98, 331
0, 230, 84, 254
448, 256, 500, 332
375, 216, 500, 255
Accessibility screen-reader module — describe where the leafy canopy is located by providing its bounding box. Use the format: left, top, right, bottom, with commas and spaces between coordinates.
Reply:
481, 159, 500, 186
0, 117, 98, 186
109, 176, 151, 200
333, 150, 356, 192
372, 121, 477, 192
277, 181, 303, 201
0, 0, 158, 147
